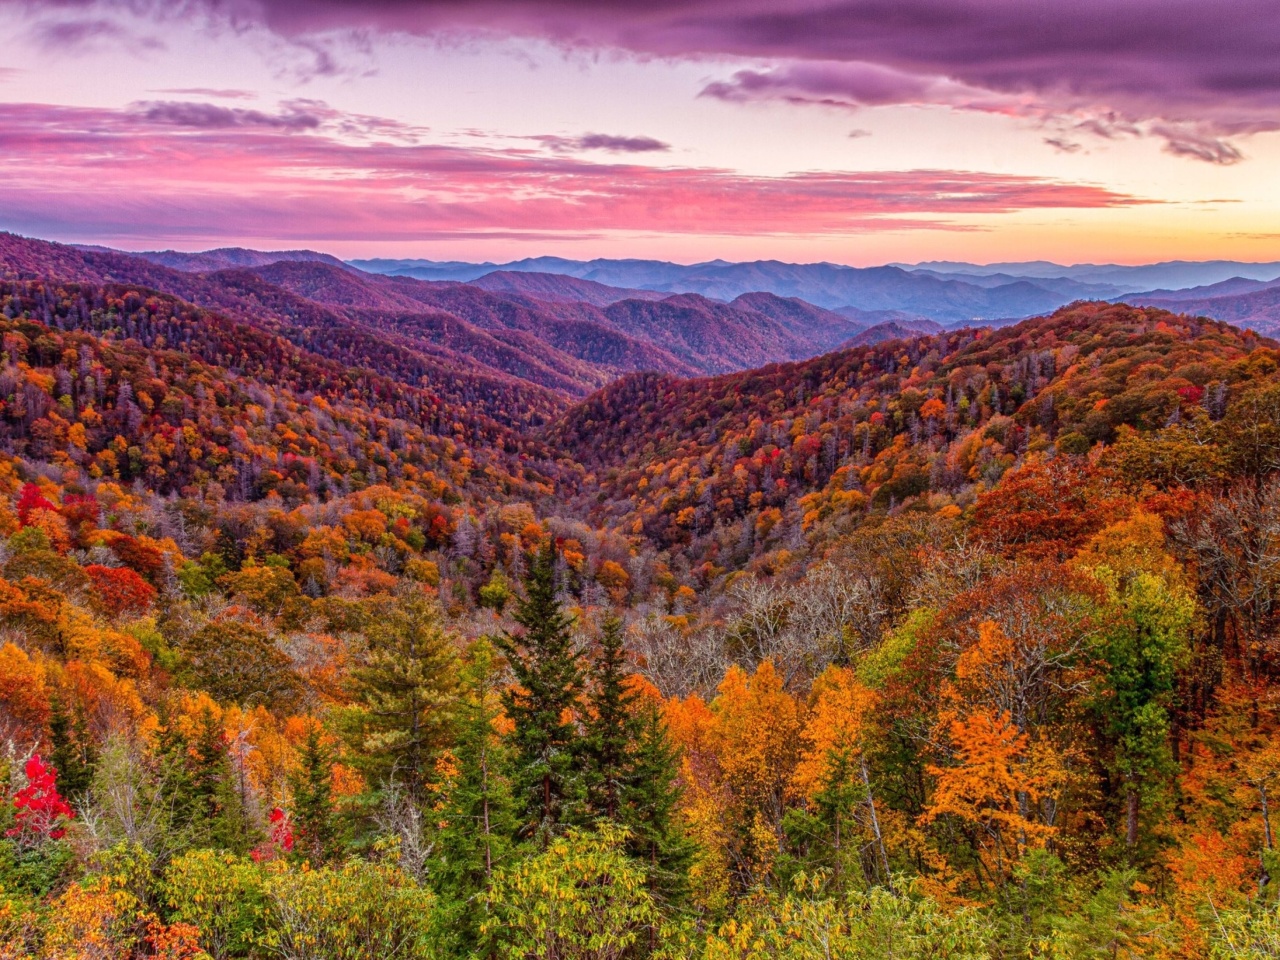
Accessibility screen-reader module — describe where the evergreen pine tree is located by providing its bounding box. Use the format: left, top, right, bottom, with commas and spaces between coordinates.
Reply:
497, 542, 585, 840
584, 615, 635, 822
289, 720, 337, 863
195, 708, 255, 854
157, 705, 256, 854
47, 697, 94, 804
433, 638, 520, 955
620, 700, 694, 912
343, 589, 460, 801
581, 614, 692, 908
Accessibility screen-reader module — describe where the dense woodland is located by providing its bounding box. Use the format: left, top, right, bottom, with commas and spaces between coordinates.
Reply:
2, 236, 1280, 957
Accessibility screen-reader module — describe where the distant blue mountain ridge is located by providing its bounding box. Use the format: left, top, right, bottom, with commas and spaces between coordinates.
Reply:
78, 242, 1280, 333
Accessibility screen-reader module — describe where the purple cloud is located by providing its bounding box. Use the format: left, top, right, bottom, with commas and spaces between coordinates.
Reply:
7, 1, 1278, 162
538, 133, 671, 153
576, 133, 669, 153
132, 100, 323, 131
30, 17, 125, 48
1044, 137, 1083, 154
48, 0, 1271, 164
1151, 124, 1245, 165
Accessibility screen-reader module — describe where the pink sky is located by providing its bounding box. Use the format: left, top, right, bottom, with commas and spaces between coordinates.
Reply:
0, 0, 1277, 264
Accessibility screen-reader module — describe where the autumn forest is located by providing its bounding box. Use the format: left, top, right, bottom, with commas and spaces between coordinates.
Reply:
1, 233, 1280, 959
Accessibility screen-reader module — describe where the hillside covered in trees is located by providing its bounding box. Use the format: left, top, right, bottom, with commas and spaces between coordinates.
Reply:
2, 234, 1280, 957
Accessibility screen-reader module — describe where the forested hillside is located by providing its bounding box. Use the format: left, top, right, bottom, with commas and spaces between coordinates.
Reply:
3, 239, 1280, 958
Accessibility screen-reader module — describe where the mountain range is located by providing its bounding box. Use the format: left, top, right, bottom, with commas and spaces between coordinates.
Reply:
348, 253, 1280, 331
2, 235, 869, 414
18, 236, 1280, 374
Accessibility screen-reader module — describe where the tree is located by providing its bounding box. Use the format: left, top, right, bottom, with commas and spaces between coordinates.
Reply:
497, 543, 586, 840
181, 620, 304, 712
922, 703, 1057, 891
619, 696, 694, 914
1076, 513, 1194, 855
5, 755, 73, 847
261, 859, 438, 960
288, 720, 337, 864
343, 589, 459, 801
85, 564, 156, 618
1093, 571, 1192, 856
431, 638, 518, 955
481, 825, 663, 960
708, 661, 803, 889
791, 666, 891, 889
700, 881, 992, 960
162, 849, 266, 960
157, 704, 255, 855
584, 615, 635, 822
47, 696, 94, 804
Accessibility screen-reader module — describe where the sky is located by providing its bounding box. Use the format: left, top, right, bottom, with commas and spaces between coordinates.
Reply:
0, 0, 1278, 265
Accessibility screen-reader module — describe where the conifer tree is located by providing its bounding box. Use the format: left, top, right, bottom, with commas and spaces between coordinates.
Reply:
158, 706, 255, 854
497, 542, 585, 840
620, 700, 694, 912
47, 696, 94, 804
583, 615, 692, 909
433, 638, 519, 955
289, 721, 337, 863
584, 615, 633, 822
343, 589, 460, 801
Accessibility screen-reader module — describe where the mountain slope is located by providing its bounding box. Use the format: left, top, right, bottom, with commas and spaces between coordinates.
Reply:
469, 270, 666, 306
1131, 284, 1280, 336
547, 302, 1272, 548
845, 319, 946, 346
0, 233, 568, 427
126, 247, 348, 273
1122, 275, 1280, 301
0, 277, 575, 508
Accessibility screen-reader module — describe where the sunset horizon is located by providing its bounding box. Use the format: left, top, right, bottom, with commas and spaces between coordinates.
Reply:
1, 0, 1277, 265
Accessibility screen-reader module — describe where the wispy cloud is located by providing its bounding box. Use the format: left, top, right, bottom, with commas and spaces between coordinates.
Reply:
536, 133, 671, 153
153, 88, 257, 100
0, 101, 1151, 244
1044, 137, 1083, 154
132, 100, 323, 132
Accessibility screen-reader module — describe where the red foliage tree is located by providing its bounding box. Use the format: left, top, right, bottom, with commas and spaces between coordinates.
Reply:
85, 564, 157, 617
971, 456, 1130, 560
6, 754, 73, 844
15, 482, 56, 526
251, 807, 295, 862
59, 493, 101, 534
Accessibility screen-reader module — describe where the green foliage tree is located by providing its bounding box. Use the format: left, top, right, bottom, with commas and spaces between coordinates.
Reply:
47, 696, 94, 804
701, 878, 992, 960
1092, 570, 1193, 855
497, 543, 586, 840
620, 700, 694, 913
1045, 869, 1167, 959
343, 590, 460, 801
481, 824, 663, 960
180, 620, 304, 712
163, 849, 266, 960
261, 859, 438, 960
158, 705, 256, 856
289, 721, 338, 864
431, 638, 519, 955
584, 615, 634, 822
